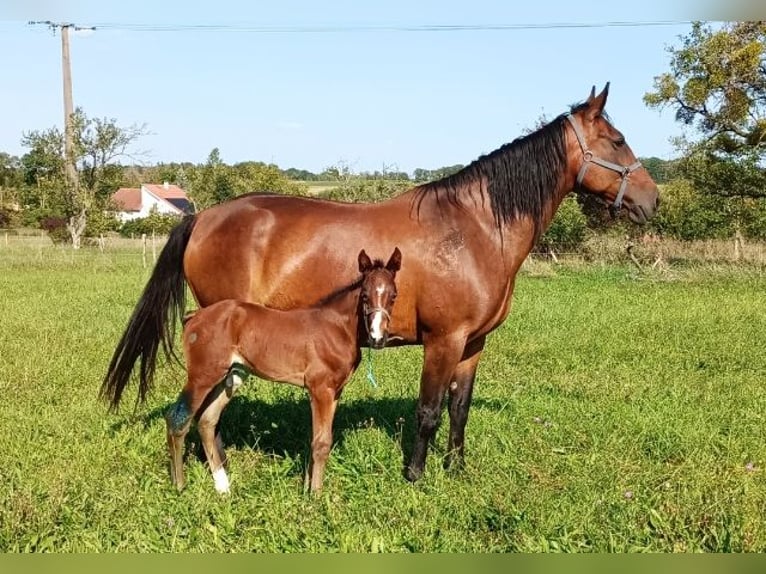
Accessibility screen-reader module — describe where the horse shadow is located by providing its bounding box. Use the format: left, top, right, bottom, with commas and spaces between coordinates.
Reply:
109, 392, 507, 478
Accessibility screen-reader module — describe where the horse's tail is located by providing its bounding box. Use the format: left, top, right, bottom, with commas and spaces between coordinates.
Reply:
100, 214, 197, 411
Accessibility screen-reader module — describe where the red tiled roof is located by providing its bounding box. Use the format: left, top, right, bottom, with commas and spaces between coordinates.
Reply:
112, 187, 141, 211
143, 183, 188, 200
111, 183, 193, 215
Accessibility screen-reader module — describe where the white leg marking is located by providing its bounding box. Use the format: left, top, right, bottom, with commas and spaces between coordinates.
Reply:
212, 467, 230, 494
369, 311, 384, 342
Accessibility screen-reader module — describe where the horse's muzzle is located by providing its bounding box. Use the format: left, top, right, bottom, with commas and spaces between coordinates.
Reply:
369, 335, 387, 350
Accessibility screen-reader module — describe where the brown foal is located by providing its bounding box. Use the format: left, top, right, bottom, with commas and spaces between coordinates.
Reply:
165, 248, 401, 493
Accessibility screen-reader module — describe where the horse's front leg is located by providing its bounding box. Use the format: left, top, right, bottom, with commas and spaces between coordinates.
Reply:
306, 381, 339, 493
404, 334, 466, 482
445, 335, 486, 471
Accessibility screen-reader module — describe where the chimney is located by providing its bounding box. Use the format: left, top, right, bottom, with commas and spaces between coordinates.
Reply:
163, 181, 170, 190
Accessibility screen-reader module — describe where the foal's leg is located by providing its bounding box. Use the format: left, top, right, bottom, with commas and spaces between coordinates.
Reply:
404, 334, 466, 482
445, 336, 486, 471
165, 392, 194, 490
306, 381, 339, 493
197, 384, 235, 494
165, 371, 228, 491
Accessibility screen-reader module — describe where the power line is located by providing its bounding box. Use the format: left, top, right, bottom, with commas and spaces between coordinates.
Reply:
76, 20, 692, 34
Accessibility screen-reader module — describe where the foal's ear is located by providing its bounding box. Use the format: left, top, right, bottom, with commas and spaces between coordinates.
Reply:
358, 249, 373, 273
585, 82, 610, 121
386, 247, 402, 274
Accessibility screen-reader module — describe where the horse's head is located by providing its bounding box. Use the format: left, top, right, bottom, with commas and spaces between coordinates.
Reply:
566, 83, 660, 223
358, 247, 401, 350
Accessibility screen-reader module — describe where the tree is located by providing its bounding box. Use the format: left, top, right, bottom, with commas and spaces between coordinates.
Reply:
644, 22, 766, 206
21, 109, 148, 248
0, 152, 23, 209
639, 156, 677, 184
185, 148, 234, 209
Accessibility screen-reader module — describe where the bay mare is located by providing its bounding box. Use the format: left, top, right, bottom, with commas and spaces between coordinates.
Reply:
102, 84, 660, 482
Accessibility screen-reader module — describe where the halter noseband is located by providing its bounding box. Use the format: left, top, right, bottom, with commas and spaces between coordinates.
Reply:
364, 305, 391, 329
565, 114, 642, 212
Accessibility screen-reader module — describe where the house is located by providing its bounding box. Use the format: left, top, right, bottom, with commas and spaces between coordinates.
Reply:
111, 182, 194, 222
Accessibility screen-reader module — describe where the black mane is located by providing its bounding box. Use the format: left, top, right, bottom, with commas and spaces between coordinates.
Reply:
413, 101, 592, 239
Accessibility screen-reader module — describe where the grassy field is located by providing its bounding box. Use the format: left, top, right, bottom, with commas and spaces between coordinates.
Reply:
0, 240, 764, 552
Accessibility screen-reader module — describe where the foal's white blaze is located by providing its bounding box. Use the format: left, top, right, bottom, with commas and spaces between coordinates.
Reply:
369, 311, 385, 342
212, 467, 230, 494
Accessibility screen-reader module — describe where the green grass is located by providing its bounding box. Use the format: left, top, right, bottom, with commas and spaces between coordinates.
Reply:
0, 243, 765, 552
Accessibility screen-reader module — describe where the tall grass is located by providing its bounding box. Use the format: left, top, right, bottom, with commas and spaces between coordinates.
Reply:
0, 241, 764, 552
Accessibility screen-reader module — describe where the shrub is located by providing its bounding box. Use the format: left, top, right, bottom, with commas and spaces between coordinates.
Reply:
0, 209, 16, 229
537, 195, 588, 252
39, 215, 70, 244
650, 179, 733, 240
119, 213, 182, 237
319, 179, 411, 203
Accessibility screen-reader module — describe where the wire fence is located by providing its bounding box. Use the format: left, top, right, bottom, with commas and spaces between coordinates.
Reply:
1, 230, 764, 273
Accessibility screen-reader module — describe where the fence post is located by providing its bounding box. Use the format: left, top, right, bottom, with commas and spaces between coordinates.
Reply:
152, 231, 157, 263
142, 233, 147, 269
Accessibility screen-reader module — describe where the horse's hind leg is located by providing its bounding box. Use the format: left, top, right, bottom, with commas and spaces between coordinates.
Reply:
197, 384, 234, 494
165, 392, 194, 491
165, 370, 229, 491
306, 382, 339, 493
445, 336, 485, 471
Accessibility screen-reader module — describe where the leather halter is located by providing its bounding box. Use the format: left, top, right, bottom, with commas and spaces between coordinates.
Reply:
565, 114, 642, 212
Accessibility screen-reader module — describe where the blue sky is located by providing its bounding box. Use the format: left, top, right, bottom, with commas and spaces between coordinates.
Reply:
0, 1, 717, 173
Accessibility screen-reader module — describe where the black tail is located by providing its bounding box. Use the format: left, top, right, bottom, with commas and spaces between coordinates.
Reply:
100, 215, 197, 411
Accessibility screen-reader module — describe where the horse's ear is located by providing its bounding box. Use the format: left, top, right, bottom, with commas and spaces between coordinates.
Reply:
386, 247, 402, 274
358, 249, 373, 273
585, 82, 609, 121
586, 85, 596, 103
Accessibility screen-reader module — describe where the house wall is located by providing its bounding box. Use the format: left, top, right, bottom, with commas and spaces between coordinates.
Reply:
115, 186, 184, 222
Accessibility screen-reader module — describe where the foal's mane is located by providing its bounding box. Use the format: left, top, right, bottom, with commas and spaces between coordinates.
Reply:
313, 258, 387, 308
412, 101, 594, 240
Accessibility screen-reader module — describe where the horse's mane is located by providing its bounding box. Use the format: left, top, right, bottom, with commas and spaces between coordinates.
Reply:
313, 258, 387, 307
412, 101, 594, 240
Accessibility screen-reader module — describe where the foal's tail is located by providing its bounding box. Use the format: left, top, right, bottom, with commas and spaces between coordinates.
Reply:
100, 215, 197, 411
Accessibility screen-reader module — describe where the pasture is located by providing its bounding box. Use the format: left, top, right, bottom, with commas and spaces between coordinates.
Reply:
0, 238, 764, 552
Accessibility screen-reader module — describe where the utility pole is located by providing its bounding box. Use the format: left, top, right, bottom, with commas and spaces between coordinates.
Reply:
29, 21, 95, 189
60, 23, 77, 188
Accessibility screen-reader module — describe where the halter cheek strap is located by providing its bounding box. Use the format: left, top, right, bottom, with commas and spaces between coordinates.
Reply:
565, 114, 642, 212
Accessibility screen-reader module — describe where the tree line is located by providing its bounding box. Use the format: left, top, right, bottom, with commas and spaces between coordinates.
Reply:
1, 22, 764, 249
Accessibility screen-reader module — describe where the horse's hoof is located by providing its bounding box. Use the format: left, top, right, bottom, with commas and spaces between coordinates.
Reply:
443, 454, 465, 473
403, 465, 422, 483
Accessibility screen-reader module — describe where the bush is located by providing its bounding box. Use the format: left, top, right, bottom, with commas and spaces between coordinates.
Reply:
119, 213, 182, 237
0, 209, 17, 229
39, 215, 70, 244
319, 179, 411, 203
537, 195, 588, 252
650, 179, 734, 240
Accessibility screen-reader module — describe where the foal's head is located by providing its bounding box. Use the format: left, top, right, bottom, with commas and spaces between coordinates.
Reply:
358, 247, 401, 349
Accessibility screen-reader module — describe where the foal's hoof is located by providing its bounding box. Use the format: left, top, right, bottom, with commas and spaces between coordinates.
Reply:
403, 465, 423, 483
